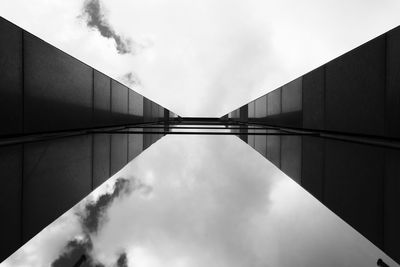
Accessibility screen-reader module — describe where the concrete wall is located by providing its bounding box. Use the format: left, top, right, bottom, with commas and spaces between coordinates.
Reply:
0, 17, 172, 137
246, 132, 400, 263
24, 32, 93, 133
227, 26, 400, 139
111, 80, 129, 125
93, 70, 111, 127
0, 17, 23, 136
226, 25, 400, 262
325, 35, 386, 136
0, 145, 22, 261
0, 17, 171, 261
0, 132, 152, 262
23, 136, 93, 242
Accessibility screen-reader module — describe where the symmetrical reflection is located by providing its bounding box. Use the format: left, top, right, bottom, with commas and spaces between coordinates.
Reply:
1, 135, 398, 267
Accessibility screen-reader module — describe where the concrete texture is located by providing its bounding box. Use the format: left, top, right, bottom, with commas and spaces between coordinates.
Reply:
267, 88, 281, 116
384, 148, 400, 263
0, 18, 23, 136
128, 134, 143, 161
24, 32, 93, 133
281, 135, 302, 184
266, 130, 281, 168
282, 78, 302, 113
254, 132, 267, 157
324, 139, 384, 248
302, 67, 325, 130
301, 136, 324, 201
386, 26, 400, 138
93, 133, 111, 188
23, 136, 92, 242
248, 101, 255, 119
111, 80, 129, 125
93, 70, 111, 127
0, 145, 22, 261
143, 97, 152, 122
129, 89, 144, 122
255, 95, 267, 119
325, 35, 386, 136
110, 134, 128, 176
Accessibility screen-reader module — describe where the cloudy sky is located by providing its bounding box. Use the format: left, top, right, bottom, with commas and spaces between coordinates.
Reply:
1, 135, 398, 267
0, 0, 400, 116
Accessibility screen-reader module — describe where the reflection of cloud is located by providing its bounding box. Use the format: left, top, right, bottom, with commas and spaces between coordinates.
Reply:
88, 135, 280, 266
51, 237, 93, 267
116, 252, 128, 267
81, 0, 132, 54
79, 178, 133, 234
49, 177, 149, 266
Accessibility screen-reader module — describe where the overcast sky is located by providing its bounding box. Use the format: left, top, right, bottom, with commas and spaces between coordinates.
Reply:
0, 0, 399, 116
1, 135, 398, 267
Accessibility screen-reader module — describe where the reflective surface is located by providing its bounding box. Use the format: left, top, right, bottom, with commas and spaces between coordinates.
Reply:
1, 135, 398, 267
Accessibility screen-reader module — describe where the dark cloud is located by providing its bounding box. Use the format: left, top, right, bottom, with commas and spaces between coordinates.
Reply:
50, 237, 98, 267
116, 252, 129, 267
80, 178, 132, 234
121, 72, 142, 87
51, 177, 151, 266
81, 0, 132, 54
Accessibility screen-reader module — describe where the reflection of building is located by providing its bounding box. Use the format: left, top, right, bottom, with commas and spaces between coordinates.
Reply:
1, 15, 400, 266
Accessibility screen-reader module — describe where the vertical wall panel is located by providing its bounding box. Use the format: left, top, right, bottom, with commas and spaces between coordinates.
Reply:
0, 18, 23, 136
267, 88, 282, 116
93, 134, 111, 188
254, 132, 267, 157
266, 130, 281, 168
303, 67, 325, 130
281, 135, 302, 184
151, 102, 159, 121
133, 91, 144, 117
143, 133, 152, 150
111, 81, 128, 125
325, 36, 386, 136
282, 78, 302, 113
24, 32, 93, 133
384, 149, 400, 263
386, 26, 400, 138
240, 105, 248, 123
281, 78, 302, 127
129, 89, 144, 123
301, 136, 324, 201
128, 134, 143, 161
248, 101, 255, 120
93, 70, 111, 127
255, 96, 267, 119
23, 136, 92, 242
0, 145, 22, 262
159, 106, 164, 121
324, 140, 384, 247
247, 127, 255, 148
143, 98, 152, 122
110, 134, 128, 176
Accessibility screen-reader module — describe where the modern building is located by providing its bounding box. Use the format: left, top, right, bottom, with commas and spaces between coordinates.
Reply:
1, 15, 400, 266
225, 25, 400, 264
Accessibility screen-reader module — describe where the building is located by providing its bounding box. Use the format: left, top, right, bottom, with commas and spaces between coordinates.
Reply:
1, 15, 400, 265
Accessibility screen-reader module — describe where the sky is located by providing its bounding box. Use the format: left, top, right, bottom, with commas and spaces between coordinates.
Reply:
1, 134, 398, 267
0, 0, 400, 116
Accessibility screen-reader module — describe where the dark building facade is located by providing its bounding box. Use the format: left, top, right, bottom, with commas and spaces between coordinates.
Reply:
1, 14, 400, 266
225, 25, 400, 264
0, 16, 175, 261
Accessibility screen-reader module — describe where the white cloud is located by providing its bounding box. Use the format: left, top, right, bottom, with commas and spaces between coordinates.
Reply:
1, 0, 399, 116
